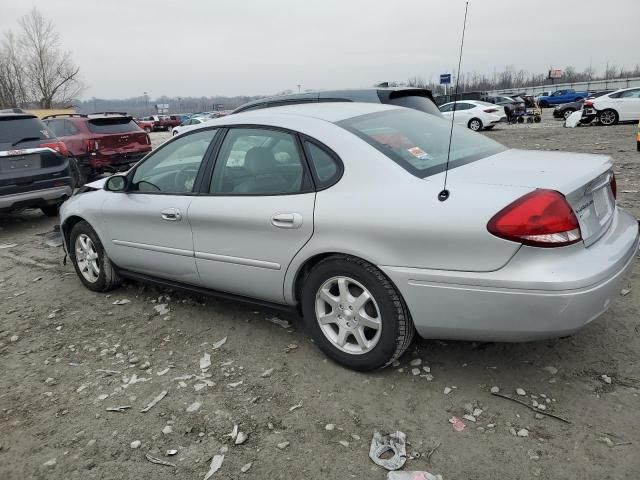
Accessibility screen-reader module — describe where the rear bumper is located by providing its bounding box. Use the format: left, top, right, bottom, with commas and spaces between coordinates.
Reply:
382, 208, 639, 341
0, 185, 72, 211
88, 150, 150, 170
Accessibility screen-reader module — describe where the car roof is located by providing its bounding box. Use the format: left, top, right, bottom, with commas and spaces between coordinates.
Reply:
0, 108, 38, 120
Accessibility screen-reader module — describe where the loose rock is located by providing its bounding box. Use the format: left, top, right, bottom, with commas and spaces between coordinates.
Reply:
517, 428, 529, 437
241, 462, 252, 473
516, 388, 526, 396
277, 441, 290, 449
130, 440, 141, 449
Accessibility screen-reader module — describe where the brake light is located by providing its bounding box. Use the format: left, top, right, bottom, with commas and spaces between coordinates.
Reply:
584, 100, 593, 108
487, 189, 581, 247
84, 139, 100, 153
483, 108, 499, 113
40, 141, 68, 156
610, 172, 617, 199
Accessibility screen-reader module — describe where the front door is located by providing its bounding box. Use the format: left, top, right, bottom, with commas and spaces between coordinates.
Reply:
189, 127, 315, 303
617, 88, 640, 121
102, 128, 218, 284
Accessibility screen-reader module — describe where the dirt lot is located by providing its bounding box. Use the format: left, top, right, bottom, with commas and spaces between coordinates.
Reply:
1, 113, 639, 480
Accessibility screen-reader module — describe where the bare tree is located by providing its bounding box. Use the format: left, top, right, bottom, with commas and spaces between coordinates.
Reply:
17, 7, 83, 108
0, 31, 28, 108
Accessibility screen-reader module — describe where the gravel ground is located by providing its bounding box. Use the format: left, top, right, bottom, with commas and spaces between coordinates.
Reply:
1, 112, 639, 480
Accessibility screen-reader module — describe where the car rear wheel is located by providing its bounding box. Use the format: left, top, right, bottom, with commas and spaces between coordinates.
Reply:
69, 221, 122, 292
300, 255, 415, 371
598, 109, 618, 126
468, 118, 483, 131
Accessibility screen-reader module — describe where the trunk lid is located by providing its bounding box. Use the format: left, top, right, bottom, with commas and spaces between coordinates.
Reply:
450, 149, 615, 246
87, 117, 150, 152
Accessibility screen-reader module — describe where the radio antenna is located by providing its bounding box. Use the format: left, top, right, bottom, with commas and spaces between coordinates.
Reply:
439, 0, 470, 202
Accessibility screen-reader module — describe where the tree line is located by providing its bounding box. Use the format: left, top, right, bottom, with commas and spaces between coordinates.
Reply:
0, 8, 83, 109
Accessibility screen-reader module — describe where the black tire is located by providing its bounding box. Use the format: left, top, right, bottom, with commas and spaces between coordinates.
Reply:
637, 141, 640, 152
69, 156, 90, 187
69, 221, 122, 292
468, 118, 483, 131
534, 115, 542, 123
598, 109, 618, 126
517, 116, 524, 124
562, 108, 575, 120
300, 255, 415, 371
40, 204, 60, 217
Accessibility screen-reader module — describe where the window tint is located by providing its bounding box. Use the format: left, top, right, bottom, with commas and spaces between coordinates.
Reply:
0, 117, 54, 145
131, 129, 217, 193
338, 109, 505, 179
210, 128, 305, 195
305, 141, 340, 185
87, 117, 142, 134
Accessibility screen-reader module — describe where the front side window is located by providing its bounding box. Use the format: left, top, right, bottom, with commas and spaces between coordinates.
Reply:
131, 129, 217, 193
338, 109, 506, 179
210, 128, 306, 195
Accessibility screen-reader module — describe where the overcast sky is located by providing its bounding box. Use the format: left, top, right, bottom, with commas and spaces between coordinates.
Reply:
1, 0, 639, 99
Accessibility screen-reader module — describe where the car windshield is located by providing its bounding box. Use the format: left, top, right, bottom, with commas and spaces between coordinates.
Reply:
87, 117, 142, 134
337, 109, 506, 178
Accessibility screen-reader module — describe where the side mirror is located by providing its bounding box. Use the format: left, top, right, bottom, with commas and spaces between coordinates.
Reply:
105, 175, 128, 192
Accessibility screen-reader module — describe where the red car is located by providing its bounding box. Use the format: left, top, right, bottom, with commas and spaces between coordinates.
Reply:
135, 118, 155, 133
43, 113, 152, 184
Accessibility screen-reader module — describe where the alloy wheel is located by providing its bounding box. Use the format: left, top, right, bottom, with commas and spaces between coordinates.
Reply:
599, 110, 617, 126
75, 234, 100, 283
315, 276, 382, 355
469, 120, 481, 131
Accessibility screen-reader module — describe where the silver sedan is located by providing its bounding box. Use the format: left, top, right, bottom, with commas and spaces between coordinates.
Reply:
60, 103, 639, 371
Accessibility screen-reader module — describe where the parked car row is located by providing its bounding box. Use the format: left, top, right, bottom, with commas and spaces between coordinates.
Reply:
137, 115, 188, 132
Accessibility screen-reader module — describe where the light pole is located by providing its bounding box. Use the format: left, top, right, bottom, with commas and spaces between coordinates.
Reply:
143, 91, 149, 114
297, 84, 302, 93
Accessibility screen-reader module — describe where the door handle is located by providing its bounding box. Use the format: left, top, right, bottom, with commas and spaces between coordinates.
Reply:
161, 208, 182, 221
271, 213, 302, 229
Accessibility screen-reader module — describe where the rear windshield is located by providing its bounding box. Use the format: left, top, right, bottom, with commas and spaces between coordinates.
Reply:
337, 109, 506, 178
384, 95, 442, 117
0, 116, 55, 145
87, 117, 142, 134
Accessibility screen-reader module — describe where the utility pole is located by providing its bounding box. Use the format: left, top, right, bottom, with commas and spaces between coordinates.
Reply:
297, 84, 302, 93
143, 91, 149, 114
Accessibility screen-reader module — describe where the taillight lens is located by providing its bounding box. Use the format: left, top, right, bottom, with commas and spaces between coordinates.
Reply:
610, 172, 617, 199
40, 141, 68, 156
487, 189, 581, 248
84, 139, 100, 153
584, 100, 593, 108
484, 108, 499, 113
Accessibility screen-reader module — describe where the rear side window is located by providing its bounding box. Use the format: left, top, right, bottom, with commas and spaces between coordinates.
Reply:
385, 94, 442, 116
45, 119, 66, 137
87, 117, 142, 134
338, 109, 506, 179
0, 116, 54, 145
304, 140, 341, 187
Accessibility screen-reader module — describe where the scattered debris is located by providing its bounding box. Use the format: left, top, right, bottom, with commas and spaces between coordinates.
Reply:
106, 405, 131, 413
424, 441, 441, 463
601, 374, 612, 384
227, 381, 243, 388
166, 449, 178, 456
43, 458, 56, 467
517, 428, 529, 437
409, 359, 422, 367
145, 453, 176, 468
112, 299, 131, 305
443, 387, 452, 395
543, 366, 558, 375
9, 335, 19, 343
0, 243, 18, 249
260, 368, 274, 378
621, 288, 631, 296
325, 424, 335, 431
212, 337, 227, 350
241, 462, 253, 473
516, 388, 526, 396
96, 369, 121, 376
490, 386, 500, 393
462, 414, 476, 423
130, 440, 141, 449
369, 431, 407, 471
411, 368, 421, 376
154, 304, 170, 316
200, 353, 211, 370
284, 343, 298, 353
228, 424, 239, 440
157, 368, 170, 376
162, 425, 173, 435
235, 432, 248, 445
277, 441, 290, 449
203, 454, 224, 480
491, 392, 570, 424
289, 402, 303, 412
139, 361, 151, 370
266, 316, 291, 329
387, 472, 443, 480
339, 440, 350, 447
141, 391, 168, 413
599, 436, 632, 447
186, 401, 202, 413
449, 416, 466, 432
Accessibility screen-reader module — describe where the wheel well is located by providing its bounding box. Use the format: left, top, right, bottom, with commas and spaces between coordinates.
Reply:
61, 215, 86, 249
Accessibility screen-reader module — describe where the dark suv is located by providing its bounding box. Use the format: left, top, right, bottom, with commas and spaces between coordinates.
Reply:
0, 108, 73, 216
43, 112, 151, 183
232, 87, 442, 116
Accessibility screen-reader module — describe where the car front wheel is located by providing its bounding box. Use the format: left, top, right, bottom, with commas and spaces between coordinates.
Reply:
69, 221, 122, 292
468, 118, 483, 131
300, 255, 414, 371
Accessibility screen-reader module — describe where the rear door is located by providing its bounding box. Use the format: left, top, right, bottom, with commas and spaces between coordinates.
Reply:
102, 128, 218, 283
617, 88, 640, 120
188, 126, 315, 303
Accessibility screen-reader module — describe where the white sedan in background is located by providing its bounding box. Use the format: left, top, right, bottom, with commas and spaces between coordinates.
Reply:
583, 87, 640, 126
172, 116, 213, 136
439, 101, 507, 131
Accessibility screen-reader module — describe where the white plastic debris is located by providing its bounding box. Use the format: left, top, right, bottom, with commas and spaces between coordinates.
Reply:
325, 424, 335, 431
157, 368, 170, 376
241, 462, 252, 473
369, 431, 407, 471
166, 449, 178, 456
621, 288, 631, 296
517, 428, 529, 437
130, 440, 141, 449
212, 337, 227, 350
443, 387, 452, 395
186, 401, 202, 413
235, 432, 248, 445
387, 472, 443, 480
228, 424, 239, 440
490, 386, 500, 393
339, 440, 350, 447
277, 441, 290, 449
462, 414, 476, 423
227, 381, 243, 388
200, 353, 211, 370
289, 402, 303, 412
145, 453, 176, 467
203, 454, 224, 479
112, 299, 131, 305
154, 304, 170, 315
411, 368, 421, 376
516, 388, 526, 396
0, 243, 18, 249
472, 408, 483, 418
266, 316, 291, 329
601, 374, 612, 384
564, 110, 582, 128
10, 335, 19, 343
141, 391, 168, 413
43, 458, 57, 467
260, 368, 274, 378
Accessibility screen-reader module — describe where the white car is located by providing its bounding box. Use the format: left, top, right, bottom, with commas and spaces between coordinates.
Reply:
172, 116, 212, 136
439, 101, 507, 131
584, 87, 640, 126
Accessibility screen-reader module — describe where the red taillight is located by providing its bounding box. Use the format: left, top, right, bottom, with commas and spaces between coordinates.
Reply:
584, 100, 593, 108
40, 141, 68, 156
483, 108, 499, 113
610, 173, 617, 199
487, 189, 581, 248
84, 138, 100, 153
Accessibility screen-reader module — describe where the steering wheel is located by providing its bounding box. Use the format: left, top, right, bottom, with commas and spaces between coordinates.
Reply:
174, 167, 199, 192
